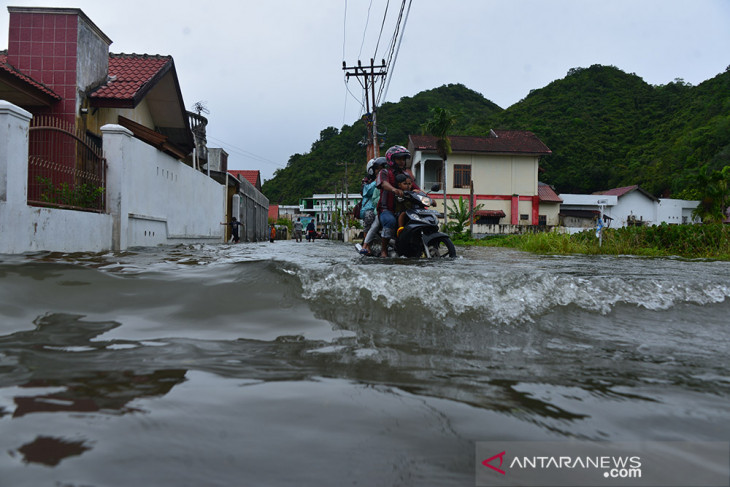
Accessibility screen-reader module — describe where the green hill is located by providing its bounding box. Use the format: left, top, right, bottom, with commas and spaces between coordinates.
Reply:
262, 83, 501, 205
262, 65, 730, 204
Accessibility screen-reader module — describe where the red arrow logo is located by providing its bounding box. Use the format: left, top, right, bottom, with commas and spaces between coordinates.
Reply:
482, 451, 507, 475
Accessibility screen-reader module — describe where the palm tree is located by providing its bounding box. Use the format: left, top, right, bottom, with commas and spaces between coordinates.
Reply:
422, 107, 456, 227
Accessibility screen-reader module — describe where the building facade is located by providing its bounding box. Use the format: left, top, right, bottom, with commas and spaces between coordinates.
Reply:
408, 131, 559, 230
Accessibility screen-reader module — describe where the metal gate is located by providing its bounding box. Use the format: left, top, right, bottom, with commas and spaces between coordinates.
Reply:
27, 116, 107, 212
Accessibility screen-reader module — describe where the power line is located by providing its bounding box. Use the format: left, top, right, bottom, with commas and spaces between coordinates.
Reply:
342, 0, 348, 62
207, 135, 285, 168
378, 0, 412, 106
373, 0, 391, 60
358, 0, 375, 59
376, 0, 411, 107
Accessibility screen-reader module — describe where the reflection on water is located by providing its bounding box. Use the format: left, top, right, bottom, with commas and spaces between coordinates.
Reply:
0, 241, 729, 485
17, 436, 91, 466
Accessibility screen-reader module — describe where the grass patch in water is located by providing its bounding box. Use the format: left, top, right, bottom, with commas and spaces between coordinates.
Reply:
457, 223, 730, 260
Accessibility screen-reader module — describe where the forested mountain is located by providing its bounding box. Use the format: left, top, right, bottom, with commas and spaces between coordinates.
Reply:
262, 65, 730, 204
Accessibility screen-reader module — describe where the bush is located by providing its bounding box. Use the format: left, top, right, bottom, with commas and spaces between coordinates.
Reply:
467, 224, 730, 260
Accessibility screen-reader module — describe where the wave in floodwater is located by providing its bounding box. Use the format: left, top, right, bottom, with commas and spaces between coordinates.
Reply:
3, 241, 730, 331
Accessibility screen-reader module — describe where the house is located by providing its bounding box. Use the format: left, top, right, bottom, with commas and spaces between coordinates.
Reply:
559, 194, 618, 232
408, 131, 557, 232
0, 7, 268, 252
229, 170, 262, 192
559, 185, 700, 233
299, 193, 361, 236
1, 7, 196, 163
657, 198, 701, 225
593, 185, 659, 227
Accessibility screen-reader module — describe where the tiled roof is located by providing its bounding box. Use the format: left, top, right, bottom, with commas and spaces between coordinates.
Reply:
593, 185, 658, 202
538, 182, 562, 202
409, 130, 552, 156
229, 170, 261, 188
0, 51, 61, 101
593, 185, 638, 197
89, 53, 171, 106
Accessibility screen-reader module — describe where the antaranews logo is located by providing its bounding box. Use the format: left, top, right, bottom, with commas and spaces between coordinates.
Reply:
476, 441, 730, 487
481, 451, 506, 475
480, 449, 642, 479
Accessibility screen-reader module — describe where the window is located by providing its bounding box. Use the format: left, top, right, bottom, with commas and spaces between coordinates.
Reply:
453, 164, 471, 188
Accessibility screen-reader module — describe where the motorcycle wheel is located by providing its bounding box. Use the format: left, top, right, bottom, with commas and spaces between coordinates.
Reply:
423, 236, 456, 258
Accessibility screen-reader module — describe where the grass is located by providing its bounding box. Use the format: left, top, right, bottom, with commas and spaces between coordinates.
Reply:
455, 224, 730, 260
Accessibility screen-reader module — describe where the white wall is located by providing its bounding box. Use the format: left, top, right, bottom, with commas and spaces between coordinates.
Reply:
0, 101, 226, 254
602, 192, 656, 226
103, 124, 225, 249
657, 198, 700, 225
0, 101, 114, 253
559, 192, 701, 231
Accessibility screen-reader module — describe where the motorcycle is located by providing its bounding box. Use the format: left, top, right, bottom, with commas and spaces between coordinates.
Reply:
357, 184, 456, 259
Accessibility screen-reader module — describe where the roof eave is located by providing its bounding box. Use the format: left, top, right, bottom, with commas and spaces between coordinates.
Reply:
0, 64, 61, 107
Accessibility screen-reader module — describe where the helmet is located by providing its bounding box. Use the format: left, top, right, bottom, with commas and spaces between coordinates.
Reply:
366, 158, 376, 174
367, 157, 388, 178
385, 145, 411, 167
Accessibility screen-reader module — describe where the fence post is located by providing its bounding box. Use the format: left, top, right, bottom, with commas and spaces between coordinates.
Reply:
101, 124, 134, 251
0, 101, 32, 205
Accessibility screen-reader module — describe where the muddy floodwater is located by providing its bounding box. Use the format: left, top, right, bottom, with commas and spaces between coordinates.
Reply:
1, 241, 729, 486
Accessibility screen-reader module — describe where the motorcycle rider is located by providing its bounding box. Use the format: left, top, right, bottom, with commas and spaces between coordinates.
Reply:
376, 145, 420, 257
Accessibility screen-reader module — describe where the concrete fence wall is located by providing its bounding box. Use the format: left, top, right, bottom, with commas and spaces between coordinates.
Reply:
1, 101, 226, 254
236, 175, 269, 242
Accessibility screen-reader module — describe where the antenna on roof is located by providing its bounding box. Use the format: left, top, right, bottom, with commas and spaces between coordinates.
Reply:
192, 101, 209, 116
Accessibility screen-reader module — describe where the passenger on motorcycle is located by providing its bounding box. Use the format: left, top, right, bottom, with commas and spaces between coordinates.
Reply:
360, 157, 385, 255
394, 174, 415, 235
376, 145, 420, 257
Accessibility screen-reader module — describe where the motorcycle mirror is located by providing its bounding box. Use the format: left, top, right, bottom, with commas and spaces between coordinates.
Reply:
430, 184, 441, 192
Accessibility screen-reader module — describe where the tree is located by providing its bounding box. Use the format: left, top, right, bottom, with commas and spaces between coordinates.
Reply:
422, 107, 456, 226
692, 165, 730, 223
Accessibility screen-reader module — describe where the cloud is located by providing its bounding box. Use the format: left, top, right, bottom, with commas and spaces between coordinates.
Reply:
1, 0, 728, 183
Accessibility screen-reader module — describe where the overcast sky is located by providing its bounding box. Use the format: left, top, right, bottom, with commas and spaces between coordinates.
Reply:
2, 0, 729, 182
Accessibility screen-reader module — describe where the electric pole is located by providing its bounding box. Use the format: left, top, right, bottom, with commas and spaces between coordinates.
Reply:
343, 59, 387, 162
336, 160, 350, 242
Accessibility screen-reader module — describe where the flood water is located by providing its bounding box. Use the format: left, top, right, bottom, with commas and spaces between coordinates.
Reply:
1, 240, 729, 486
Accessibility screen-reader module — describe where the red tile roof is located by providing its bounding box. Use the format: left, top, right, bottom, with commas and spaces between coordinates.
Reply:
0, 51, 61, 101
89, 53, 171, 107
538, 182, 562, 202
229, 170, 261, 189
409, 130, 552, 156
594, 185, 658, 202
594, 185, 638, 197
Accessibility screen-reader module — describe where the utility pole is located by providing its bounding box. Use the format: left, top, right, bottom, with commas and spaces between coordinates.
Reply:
336, 159, 351, 242
343, 59, 387, 162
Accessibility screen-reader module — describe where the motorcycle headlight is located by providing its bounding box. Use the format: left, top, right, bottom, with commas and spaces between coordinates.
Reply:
418, 195, 432, 206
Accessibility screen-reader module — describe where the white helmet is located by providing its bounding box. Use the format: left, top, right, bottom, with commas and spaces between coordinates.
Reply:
366, 158, 376, 174
366, 157, 387, 178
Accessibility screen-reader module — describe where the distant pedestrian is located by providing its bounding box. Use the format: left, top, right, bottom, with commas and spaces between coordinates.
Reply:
221, 217, 242, 243
293, 218, 303, 242
306, 220, 316, 242
269, 224, 276, 243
